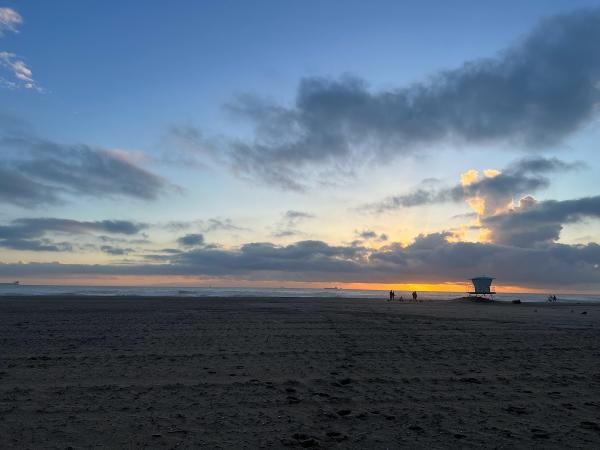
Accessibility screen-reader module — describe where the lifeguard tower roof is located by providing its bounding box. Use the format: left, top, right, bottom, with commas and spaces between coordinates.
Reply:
469, 276, 496, 295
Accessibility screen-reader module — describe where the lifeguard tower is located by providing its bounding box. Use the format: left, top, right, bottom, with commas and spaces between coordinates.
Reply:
468, 276, 496, 299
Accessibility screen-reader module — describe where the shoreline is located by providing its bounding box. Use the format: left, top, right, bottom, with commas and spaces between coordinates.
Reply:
1, 294, 599, 306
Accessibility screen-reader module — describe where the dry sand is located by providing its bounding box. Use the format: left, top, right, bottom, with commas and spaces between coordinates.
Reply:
1, 296, 599, 449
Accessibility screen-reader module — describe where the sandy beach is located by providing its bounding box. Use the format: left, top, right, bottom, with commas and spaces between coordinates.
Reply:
1, 296, 599, 449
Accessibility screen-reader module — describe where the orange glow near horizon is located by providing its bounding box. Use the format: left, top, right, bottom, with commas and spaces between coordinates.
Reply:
0, 276, 557, 294
338, 282, 545, 294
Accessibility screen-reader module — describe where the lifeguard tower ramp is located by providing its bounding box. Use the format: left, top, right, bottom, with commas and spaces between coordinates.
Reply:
468, 276, 496, 298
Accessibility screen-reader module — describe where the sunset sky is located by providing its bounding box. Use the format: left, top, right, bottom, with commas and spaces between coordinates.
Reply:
1, 0, 600, 291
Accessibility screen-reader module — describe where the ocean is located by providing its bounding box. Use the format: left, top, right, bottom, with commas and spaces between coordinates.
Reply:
0, 284, 598, 303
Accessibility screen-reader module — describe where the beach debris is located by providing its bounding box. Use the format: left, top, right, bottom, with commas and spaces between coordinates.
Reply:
336, 409, 352, 416
581, 311, 588, 315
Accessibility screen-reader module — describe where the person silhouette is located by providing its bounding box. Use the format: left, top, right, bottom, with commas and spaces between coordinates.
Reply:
389, 290, 393, 301
412, 291, 418, 302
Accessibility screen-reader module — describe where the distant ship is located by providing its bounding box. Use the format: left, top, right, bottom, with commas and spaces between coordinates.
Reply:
324, 286, 342, 290
0, 281, 19, 285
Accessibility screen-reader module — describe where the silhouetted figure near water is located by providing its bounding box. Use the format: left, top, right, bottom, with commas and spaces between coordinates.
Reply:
412, 291, 418, 302
389, 290, 394, 301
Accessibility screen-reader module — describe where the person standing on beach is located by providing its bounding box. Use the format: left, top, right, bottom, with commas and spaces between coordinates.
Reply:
389, 290, 394, 301
412, 291, 418, 302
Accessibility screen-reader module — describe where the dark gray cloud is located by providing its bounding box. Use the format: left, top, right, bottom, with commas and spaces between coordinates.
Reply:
1, 235, 598, 288
213, 9, 600, 189
10, 218, 147, 236
366, 188, 458, 212
0, 218, 146, 252
367, 157, 582, 213
356, 230, 388, 242
173, 240, 368, 276
177, 233, 205, 247
0, 167, 59, 207
0, 117, 167, 207
0, 238, 72, 252
483, 195, 600, 247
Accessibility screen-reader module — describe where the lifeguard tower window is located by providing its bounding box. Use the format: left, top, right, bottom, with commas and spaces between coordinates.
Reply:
469, 276, 496, 296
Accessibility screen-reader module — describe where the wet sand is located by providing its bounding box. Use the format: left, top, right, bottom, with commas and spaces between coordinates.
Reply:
1, 296, 599, 448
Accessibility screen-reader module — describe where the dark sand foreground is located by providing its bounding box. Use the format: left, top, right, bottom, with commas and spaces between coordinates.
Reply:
1, 296, 599, 449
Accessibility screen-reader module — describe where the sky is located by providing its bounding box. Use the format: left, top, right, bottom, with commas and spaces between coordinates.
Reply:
1, 0, 600, 292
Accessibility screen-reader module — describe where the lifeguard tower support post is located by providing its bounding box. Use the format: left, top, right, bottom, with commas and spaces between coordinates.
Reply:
468, 276, 496, 299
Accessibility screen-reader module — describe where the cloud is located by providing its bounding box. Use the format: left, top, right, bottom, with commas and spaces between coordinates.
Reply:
284, 210, 315, 225
0, 52, 38, 90
356, 230, 388, 242
0, 166, 59, 206
364, 188, 458, 212
483, 195, 600, 247
202, 218, 244, 233
1, 235, 599, 288
163, 218, 244, 233
0, 238, 72, 252
177, 233, 205, 247
162, 125, 224, 169
271, 230, 300, 238
366, 157, 582, 214
100, 245, 134, 256
0, 9, 39, 90
366, 157, 590, 246
200, 8, 600, 189
0, 118, 168, 207
0, 8, 21, 36
173, 240, 368, 276
10, 218, 147, 235
271, 210, 315, 238
0, 218, 146, 252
